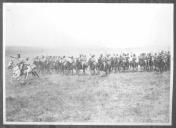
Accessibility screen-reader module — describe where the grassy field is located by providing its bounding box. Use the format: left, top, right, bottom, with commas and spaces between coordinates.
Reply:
5, 69, 171, 123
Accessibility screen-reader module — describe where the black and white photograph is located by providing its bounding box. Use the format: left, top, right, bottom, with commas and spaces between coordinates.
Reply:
3, 3, 173, 125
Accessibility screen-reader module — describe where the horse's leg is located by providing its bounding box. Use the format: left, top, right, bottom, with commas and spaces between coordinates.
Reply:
77, 69, 79, 75
76, 68, 78, 75
25, 72, 28, 80
116, 65, 118, 72
97, 67, 99, 75
108, 66, 110, 74
35, 71, 39, 78
133, 63, 135, 72
71, 68, 73, 75
106, 69, 108, 75
32, 71, 36, 76
77, 67, 79, 75
83, 68, 85, 75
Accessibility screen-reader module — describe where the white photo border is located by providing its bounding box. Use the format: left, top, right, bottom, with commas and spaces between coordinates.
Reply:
2, 3, 174, 126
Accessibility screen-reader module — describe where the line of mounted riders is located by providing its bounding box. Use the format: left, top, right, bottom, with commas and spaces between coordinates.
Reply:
8, 50, 170, 79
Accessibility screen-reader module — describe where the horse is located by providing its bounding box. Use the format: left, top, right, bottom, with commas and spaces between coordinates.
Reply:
88, 58, 97, 75
9, 62, 39, 80
75, 58, 88, 75
103, 59, 112, 75
8, 60, 15, 70
64, 60, 75, 75
129, 57, 138, 72
111, 56, 120, 73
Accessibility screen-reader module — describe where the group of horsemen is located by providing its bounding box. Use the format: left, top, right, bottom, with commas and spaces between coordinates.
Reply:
9, 50, 170, 77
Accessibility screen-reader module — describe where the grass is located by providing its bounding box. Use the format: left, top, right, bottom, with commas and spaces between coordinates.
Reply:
5, 71, 171, 123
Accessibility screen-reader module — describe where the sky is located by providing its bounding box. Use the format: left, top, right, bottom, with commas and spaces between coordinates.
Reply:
3, 3, 173, 49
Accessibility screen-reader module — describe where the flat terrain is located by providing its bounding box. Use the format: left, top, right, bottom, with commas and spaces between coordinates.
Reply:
5, 70, 171, 123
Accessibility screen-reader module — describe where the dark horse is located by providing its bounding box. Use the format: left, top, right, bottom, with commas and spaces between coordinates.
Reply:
88, 59, 97, 75
62, 61, 75, 75
75, 59, 88, 75
97, 58, 111, 75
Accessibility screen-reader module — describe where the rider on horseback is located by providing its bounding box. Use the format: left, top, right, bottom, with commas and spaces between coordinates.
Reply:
15, 53, 25, 76
90, 55, 96, 64
14, 54, 33, 76
25, 57, 34, 67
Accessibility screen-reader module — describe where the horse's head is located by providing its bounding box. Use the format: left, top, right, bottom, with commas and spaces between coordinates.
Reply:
8, 60, 14, 69
12, 66, 21, 78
